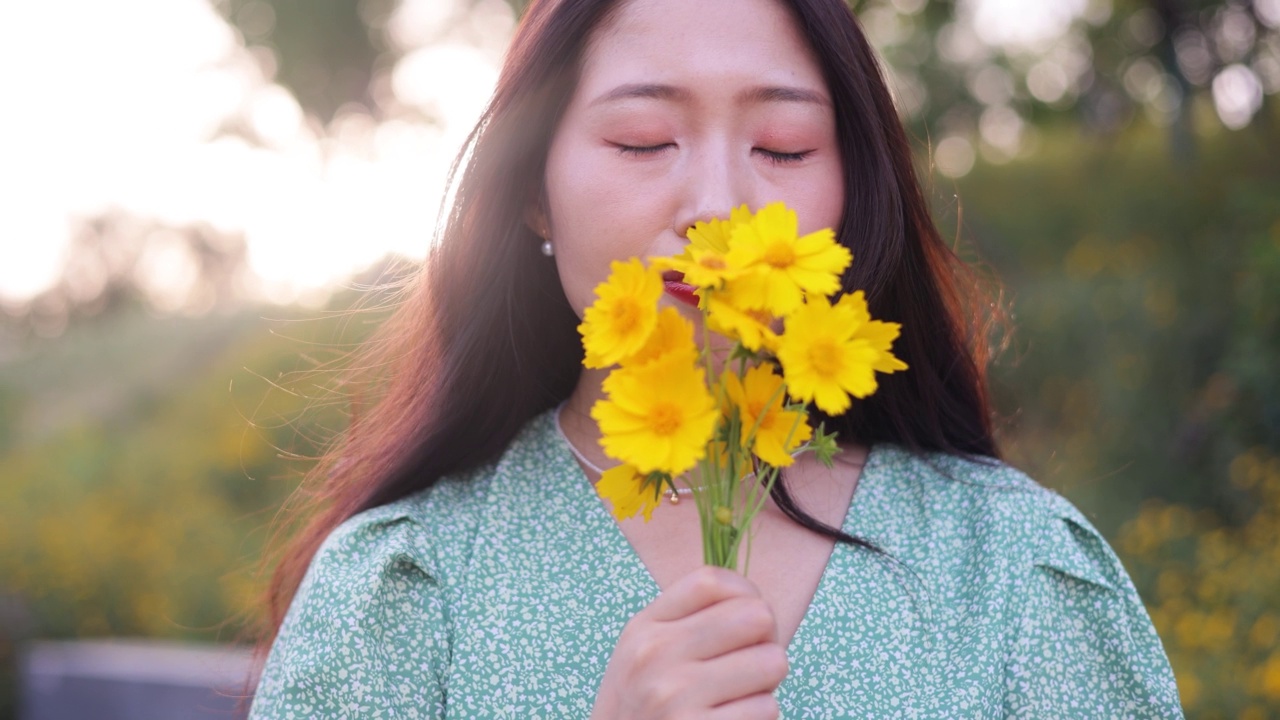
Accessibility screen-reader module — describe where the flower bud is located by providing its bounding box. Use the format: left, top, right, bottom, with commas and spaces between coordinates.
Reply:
714, 506, 734, 526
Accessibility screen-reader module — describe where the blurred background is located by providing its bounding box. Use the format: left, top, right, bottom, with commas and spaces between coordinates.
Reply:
0, 0, 1276, 717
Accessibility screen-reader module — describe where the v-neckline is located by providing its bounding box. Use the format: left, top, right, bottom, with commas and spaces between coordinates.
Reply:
546, 417, 882, 655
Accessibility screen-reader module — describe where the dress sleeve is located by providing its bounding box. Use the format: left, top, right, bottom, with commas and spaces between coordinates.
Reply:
249, 506, 449, 719
1002, 497, 1185, 720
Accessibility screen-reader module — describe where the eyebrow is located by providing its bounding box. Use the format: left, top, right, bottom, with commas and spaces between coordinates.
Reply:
588, 83, 830, 108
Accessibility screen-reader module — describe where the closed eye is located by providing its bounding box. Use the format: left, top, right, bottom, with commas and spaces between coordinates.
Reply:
755, 148, 813, 165
615, 143, 674, 157
614, 144, 813, 164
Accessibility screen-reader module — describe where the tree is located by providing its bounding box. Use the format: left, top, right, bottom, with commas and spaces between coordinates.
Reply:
215, 0, 387, 122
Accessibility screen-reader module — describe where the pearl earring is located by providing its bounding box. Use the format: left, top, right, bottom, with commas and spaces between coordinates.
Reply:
540, 239, 554, 257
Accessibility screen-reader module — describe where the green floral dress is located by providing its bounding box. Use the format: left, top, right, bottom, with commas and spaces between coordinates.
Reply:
250, 410, 1184, 718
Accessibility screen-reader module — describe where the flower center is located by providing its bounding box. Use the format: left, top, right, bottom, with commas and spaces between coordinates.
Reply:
699, 255, 727, 270
610, 299, 643, 334
763, 241, 796, 268
648, 403, 683, 436
808, 339, 843, 377
749, 402, 774, 428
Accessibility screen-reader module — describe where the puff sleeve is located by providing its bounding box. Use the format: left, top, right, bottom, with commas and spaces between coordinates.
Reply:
1002, 498, 1184, 719
249, 506, 449, 719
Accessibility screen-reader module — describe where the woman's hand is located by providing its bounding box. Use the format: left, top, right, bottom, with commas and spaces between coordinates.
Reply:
590, 566, 789, 720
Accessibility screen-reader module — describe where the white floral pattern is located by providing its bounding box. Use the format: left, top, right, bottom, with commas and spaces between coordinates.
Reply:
250, 409, 1184, 719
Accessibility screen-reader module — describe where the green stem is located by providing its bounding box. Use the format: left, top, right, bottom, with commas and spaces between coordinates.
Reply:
698, 294, 736, 569
736, 406, 810, 574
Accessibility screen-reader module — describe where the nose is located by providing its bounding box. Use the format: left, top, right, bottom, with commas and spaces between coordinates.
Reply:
673, 141, 752, 240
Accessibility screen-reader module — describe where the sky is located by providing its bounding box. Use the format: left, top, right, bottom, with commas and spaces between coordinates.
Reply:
0, 0, 1088, 307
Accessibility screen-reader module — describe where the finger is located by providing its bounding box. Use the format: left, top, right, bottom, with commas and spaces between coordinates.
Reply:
678, 596, 778, 659
706, 692, 782, 720
648, 566, 761, 622
691, 642, 790, 708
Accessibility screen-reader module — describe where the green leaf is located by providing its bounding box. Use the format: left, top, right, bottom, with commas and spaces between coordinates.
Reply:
811, 422, 840, 468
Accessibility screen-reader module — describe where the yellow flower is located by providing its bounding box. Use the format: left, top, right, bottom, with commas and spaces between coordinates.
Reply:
591, 351, 718, 475
703, 278, 780, 352
725, 202, 852, 316
724, 364, 812, 467
578, 259, 663, 369
652, 205, 754, 289
835, 291, 911, 375
777, 292, 907, 414
595, 464, 660, 522
687, 204, 752, 253
624, 307, 697, 368
651, 247, 744, 289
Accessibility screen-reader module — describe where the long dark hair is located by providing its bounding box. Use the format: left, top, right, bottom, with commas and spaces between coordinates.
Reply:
260, 0, 999, 649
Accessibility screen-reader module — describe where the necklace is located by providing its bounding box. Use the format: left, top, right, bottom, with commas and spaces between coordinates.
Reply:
554, 404, 695, 505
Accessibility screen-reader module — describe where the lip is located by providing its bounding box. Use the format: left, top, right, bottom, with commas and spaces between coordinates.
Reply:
661, 271, 700, 307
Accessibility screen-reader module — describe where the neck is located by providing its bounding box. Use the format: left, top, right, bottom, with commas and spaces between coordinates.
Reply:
559, 368, 612, 473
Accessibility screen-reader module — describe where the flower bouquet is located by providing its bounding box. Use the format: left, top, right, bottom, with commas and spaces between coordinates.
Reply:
577, 202, 907, 571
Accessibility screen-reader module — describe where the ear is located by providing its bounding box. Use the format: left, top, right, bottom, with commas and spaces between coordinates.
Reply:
524, 201, 550, 239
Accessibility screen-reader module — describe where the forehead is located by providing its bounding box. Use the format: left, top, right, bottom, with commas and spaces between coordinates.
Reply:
577, 0, 828, 101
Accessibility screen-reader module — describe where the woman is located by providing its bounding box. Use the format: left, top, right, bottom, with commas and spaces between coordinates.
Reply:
249, 0, 1184, 717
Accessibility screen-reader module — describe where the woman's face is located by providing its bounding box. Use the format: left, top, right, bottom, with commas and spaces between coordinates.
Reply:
542, 0, 845, 320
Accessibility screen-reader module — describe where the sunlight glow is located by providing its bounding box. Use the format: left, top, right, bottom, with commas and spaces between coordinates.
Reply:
0, 0, 507, 305
1, 0, 1123, 306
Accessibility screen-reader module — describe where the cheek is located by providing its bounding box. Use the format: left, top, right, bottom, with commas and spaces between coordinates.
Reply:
545, 143, 633, 241
791, 160, 846, 235
541, 177, 610, 316
551, 246, 604, 321
544, 144, 669, 315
